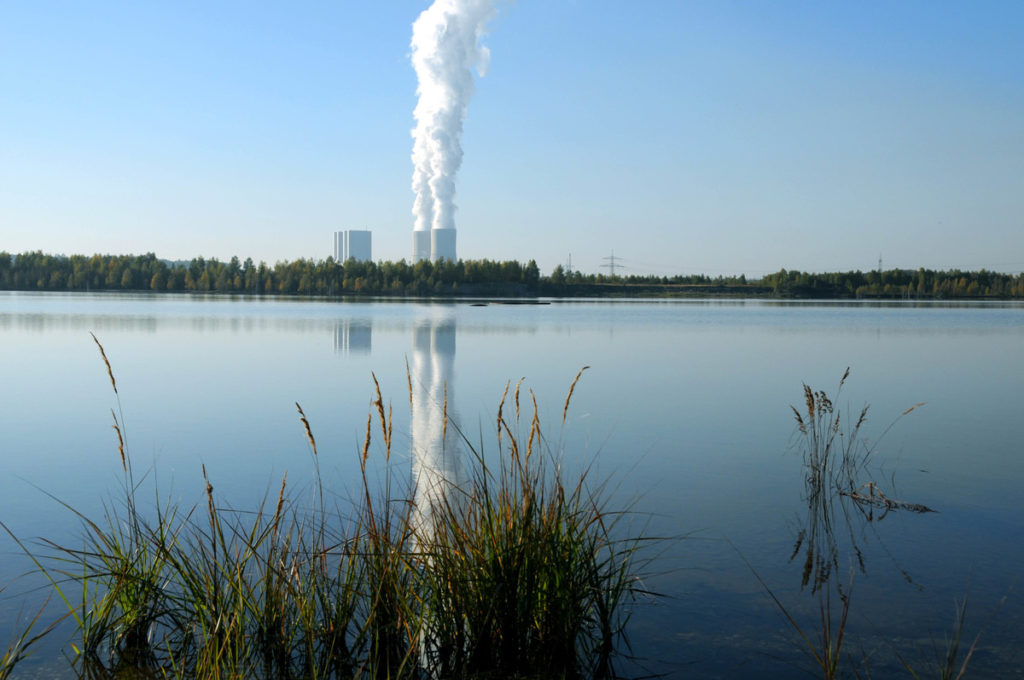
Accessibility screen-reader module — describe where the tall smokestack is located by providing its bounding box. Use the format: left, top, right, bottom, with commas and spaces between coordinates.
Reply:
410, 0, 498, 262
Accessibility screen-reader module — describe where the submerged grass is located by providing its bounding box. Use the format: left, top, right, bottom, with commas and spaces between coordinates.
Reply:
4, 340, 648, 679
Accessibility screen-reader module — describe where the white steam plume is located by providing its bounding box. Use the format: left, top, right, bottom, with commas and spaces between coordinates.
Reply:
410, 0, 498, 234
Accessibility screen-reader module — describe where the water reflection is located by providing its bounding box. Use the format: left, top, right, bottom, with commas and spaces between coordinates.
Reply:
333, 319, 372, 355
788, 458, 925, 593
408, 309, 464, 536
790, 490, 866, 592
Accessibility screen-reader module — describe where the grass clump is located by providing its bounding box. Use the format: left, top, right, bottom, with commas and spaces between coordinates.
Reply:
4, 340, 648, 679
420, 370, 645, 679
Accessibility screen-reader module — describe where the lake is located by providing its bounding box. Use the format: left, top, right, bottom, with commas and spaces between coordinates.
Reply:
1, 292, 1022, 678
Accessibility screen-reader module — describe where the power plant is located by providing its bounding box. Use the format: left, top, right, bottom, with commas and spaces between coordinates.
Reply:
413, 227, 456, 263
333, 230, 372, 262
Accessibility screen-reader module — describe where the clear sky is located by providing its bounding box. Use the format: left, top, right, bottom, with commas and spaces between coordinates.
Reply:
2, 1, 1022, 276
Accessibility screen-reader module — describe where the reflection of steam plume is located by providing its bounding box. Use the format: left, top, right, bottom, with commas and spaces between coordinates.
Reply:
410, 313, 463, 535
410, 0, 498, 262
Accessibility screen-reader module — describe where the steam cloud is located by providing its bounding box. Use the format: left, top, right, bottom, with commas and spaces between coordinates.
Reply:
410, 0, 498, 235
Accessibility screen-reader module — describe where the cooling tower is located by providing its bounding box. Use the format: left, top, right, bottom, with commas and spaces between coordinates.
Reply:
413, 229, 432, 263
430, 228, 456, 263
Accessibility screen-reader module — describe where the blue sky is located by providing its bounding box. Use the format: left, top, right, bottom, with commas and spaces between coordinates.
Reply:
2, 1, 1022, 276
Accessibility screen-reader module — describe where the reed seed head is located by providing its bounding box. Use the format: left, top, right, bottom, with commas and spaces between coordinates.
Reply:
111, 409, 126, 471
90, 332, 118, 395
902, 402, 925, 416
361, 413, 372, 470
371, 372, 390, 452
514, 377, 524, 420
791, 405, 807, 434
497, 380, 510, 445
442, 382, 449, 443
295, 402, 317, 456
563, 365, 589, 425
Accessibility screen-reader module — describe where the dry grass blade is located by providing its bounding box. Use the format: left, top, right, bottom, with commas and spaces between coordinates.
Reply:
405, 355, 413, 409
526, 389, 540, 464
295, 402, 318, 456
202, 464, 215, 526
371, 372, 391, 452
903, 402, 926, 416
563, 365, 590, 424
514, 377, 524, 420
111, 409, 126, 472
387, 402, 393, 461
497, 380, 510, 446
791, 405, 807, 434
90, 332, 117, 394
271, 472, 287, 538
361, 412, 372, 469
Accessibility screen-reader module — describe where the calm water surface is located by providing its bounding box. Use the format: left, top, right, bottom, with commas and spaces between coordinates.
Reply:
1, 292, 1022, 677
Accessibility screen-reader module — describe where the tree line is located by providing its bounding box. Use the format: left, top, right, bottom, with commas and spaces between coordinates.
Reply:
0, 251, 540, 296
2, 251, 1022, 299
758, 268, 1024, 299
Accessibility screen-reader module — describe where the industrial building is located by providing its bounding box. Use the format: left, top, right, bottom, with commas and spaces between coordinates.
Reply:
333, 230, 372, 262
412, 228, 456, 263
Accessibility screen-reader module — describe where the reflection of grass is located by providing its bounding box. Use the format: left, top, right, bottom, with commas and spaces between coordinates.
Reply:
4, 341, 648, 678
744, 558, 854, 680
897, 589, 1009, 680
0, 587, 62, 680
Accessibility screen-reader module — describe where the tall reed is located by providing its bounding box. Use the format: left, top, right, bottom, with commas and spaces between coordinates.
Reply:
791, 367, 923, 500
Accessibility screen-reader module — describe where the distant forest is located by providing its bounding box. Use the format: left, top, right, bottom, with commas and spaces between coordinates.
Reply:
3, 251, 1024, 299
